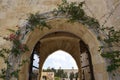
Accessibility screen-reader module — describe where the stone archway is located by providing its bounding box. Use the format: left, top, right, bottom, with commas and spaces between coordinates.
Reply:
37, 31, 96, 80
19, 18, 109, 80
38, 36, 81, 80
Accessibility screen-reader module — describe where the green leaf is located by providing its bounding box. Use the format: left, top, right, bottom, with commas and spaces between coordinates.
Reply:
107, 64, 120, 72
11, 69, 20, 78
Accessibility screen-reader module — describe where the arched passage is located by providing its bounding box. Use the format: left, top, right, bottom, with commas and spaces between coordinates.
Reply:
19, 18, 109, 80
42, 50, 79, 80
38, 36, 81, 80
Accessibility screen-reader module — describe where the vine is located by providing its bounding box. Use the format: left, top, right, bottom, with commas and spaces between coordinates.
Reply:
55, 0, 120, 73
0, 12, 50, 80
100, 27, 120, 72
26, 13, 51, 30
0, 0, 120, 80
55, 0, 100, 28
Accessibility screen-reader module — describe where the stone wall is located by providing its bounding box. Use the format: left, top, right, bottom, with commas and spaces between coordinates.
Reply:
0, 0, 120, 80
0, 0, 120, 37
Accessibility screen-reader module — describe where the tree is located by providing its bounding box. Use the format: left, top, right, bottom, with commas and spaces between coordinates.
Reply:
69, 72, 74, 80
75, 72, 78, 80
56, 69, 64, 78
63, 72, 68, 78
51, 68, 56, 74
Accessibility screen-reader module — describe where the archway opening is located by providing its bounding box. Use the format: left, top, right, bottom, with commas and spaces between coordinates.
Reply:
28, 35, 95, 80
43, 50, 78, 69
28, 37, 96, 80
19, 18, 109, 80
42, 50, 79, 80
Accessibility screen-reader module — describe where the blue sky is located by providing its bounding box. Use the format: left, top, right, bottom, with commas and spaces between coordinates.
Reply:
33, 50, 78, 69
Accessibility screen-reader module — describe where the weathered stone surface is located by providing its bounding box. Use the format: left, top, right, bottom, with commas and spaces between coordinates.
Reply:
0, 0, 120, 80
0, 0, 119, 47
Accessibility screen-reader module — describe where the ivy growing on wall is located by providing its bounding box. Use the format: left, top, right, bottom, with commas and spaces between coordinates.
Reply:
55, 0, 100, 28
56, 0, 120, 73
0, 12, 50, 80
100, 27, 120, 72
0, 0, 120, 80
26, 13, 51, 30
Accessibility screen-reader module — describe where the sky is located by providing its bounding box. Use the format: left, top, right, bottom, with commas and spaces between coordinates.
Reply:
33, 50, 78, 69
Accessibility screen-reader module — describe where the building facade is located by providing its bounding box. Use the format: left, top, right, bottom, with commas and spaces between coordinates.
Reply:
0, 0, 120, 80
